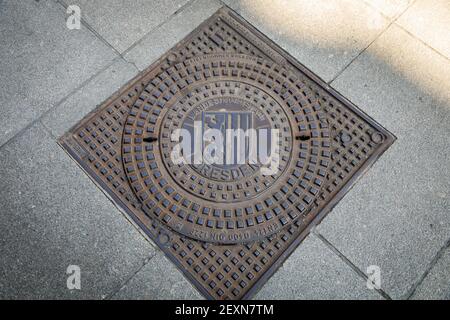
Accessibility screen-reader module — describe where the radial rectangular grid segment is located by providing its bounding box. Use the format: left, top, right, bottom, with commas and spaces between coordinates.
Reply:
59, 7, 395, 300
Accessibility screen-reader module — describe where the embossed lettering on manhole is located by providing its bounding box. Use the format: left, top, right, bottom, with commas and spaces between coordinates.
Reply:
59, 7, 395, 299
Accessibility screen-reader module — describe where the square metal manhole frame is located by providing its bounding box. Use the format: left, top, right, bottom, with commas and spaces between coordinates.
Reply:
59, 7, 395, 300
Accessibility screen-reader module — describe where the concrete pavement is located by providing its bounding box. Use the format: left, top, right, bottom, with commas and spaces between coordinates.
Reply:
0, 0, 448, 299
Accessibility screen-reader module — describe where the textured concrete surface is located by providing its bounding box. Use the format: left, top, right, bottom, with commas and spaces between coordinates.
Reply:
318, 25, 450, 299
0, 124, 155, 299
254, 235, 383, 300
41, 58, 138, 137
412, 243, 450, 300
0, 0, 116, 147
65, 0, 191, 53
112, 252, 203, 300
124, 0, 222, 71
397, 0, 450, 60
223, 0, 389, 82
1, 0, 449, 300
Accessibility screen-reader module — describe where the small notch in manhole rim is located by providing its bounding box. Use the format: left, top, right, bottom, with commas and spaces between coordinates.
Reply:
296, 135, 311, 141
143, 136, 158, 143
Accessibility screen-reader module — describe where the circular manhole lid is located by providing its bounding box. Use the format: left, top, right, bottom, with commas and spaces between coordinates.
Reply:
122, 53, 331, 243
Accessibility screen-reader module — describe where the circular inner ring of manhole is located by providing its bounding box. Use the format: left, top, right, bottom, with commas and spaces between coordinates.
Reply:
122, 53, 331, 244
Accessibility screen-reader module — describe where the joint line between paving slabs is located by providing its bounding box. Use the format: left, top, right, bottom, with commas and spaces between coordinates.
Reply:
57, 0, 200, 69
0, 55, 133, 151
312, 231, 392, 300
405, 236, 450, 299
0, 0, 147, 151
39, 55, 130, 133
57, 6, 397, 299
0, 55, 121, 152
328, 0, 418, 85
393, 23, 450, 65
120, 0, 198, 57
54, 140, 160, 251
55, 0, 123, 57
103, 251, 159, 300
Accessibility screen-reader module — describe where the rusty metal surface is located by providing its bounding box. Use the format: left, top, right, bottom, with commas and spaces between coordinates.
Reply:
59, 7, 395, 299
123, 53, 331, 243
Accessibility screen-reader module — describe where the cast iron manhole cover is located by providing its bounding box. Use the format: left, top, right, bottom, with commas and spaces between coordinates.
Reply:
59, 7, 395, 299
123, 53, 331, 243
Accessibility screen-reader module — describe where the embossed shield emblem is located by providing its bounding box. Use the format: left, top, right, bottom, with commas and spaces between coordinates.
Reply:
202, 111, 253, 165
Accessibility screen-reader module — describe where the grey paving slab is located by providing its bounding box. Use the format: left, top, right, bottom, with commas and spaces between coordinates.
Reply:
223, 0, 389, 82
66, 0, 191, 53
397, 0, 450, 60
0, 0, 117, 147
254, 235, 383, 299
124, 0, 222, 71
412, 245, 450, 300
111, 251, 203, 300
363, 0, 412, 18
41, 58, 138, 137
0, 123, 156, 299
317, 25, 450, 299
